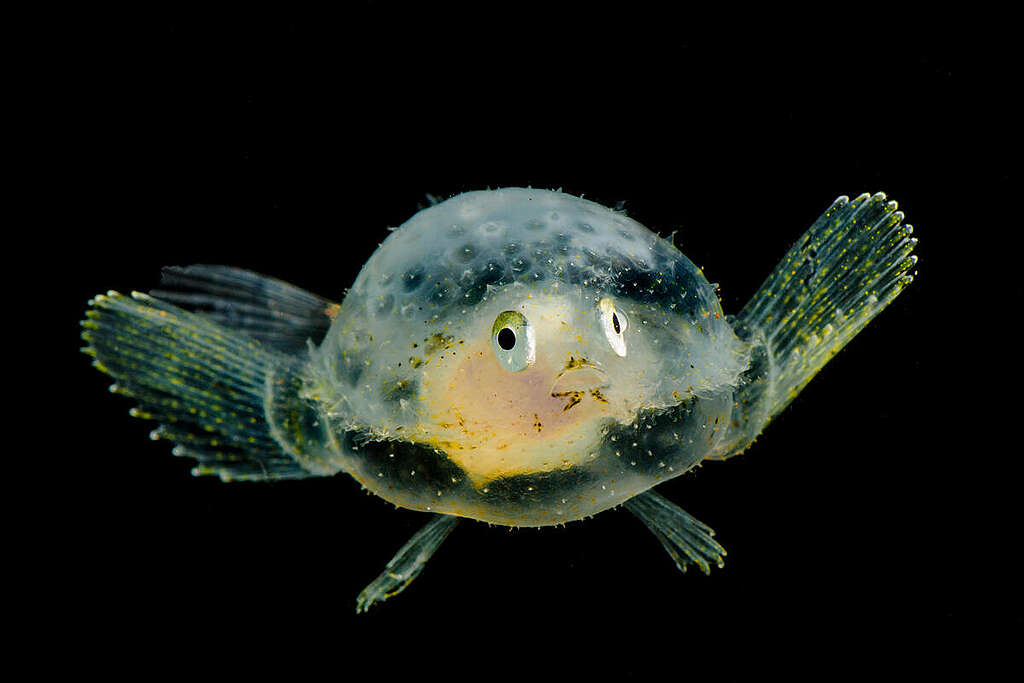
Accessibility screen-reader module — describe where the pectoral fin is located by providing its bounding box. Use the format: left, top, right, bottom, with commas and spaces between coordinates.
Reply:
724, 193, 918, 458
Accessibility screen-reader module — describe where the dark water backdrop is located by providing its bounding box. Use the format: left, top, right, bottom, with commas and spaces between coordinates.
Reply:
43, 9, 1018, 677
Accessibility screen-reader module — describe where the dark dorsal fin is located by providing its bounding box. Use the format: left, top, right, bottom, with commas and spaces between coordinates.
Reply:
150, 265, 338, 354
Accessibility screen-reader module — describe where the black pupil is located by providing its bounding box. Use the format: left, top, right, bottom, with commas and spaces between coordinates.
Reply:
497, 327, 516, 350
612, 313, 621, 334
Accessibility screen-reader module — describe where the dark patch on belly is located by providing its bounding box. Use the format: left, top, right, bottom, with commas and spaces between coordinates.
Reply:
341, 392, 718, 523
341, 430, 471, 501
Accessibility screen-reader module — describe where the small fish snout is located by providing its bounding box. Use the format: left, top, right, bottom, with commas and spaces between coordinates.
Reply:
550, 367, 609, 394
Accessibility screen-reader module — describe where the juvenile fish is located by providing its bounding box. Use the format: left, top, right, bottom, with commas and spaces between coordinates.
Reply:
81, 188, 917, 610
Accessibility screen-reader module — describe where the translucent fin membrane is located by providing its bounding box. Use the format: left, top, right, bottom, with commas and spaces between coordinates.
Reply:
81, 291, 306, 481
738, 192, 918, 423
624, 490, 725, 575
151, 265, 337, 354
356, 514, 460, 613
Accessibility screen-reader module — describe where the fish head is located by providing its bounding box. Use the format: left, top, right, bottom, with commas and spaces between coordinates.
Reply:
315, 188, 748, 524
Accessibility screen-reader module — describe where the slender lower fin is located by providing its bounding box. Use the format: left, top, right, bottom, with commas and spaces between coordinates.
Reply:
624, 490, 725, 575
151, 265, 338, 354
356, 514, 460, 613
81, 291, 318, 481
725, 192, 918, 455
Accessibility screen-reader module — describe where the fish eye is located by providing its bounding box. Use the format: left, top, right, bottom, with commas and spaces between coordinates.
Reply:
491, 310, 536, 372
599, 298, 627, 357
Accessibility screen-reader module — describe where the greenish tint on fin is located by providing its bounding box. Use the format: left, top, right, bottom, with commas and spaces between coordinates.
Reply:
81, 291, 320, 481
356, 514, 460, 613
151, 265, 338, 354
725, 192, 918, 456
624, 490, 725, 575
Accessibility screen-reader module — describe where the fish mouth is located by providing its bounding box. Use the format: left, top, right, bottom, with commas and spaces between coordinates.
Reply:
549, 366, 609, 395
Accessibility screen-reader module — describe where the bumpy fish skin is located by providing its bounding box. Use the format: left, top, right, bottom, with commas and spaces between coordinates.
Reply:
304, 189, 749, 526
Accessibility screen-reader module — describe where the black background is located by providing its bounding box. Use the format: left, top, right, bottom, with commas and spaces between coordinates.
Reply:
43, 7, 1018, 676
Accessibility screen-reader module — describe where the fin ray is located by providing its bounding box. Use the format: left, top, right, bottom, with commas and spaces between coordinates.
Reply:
356, 514, 460, 613
81, 291, 314, 481
724, 192, 918, 457
624, 490, 725, 575
151, 265, 337, 353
